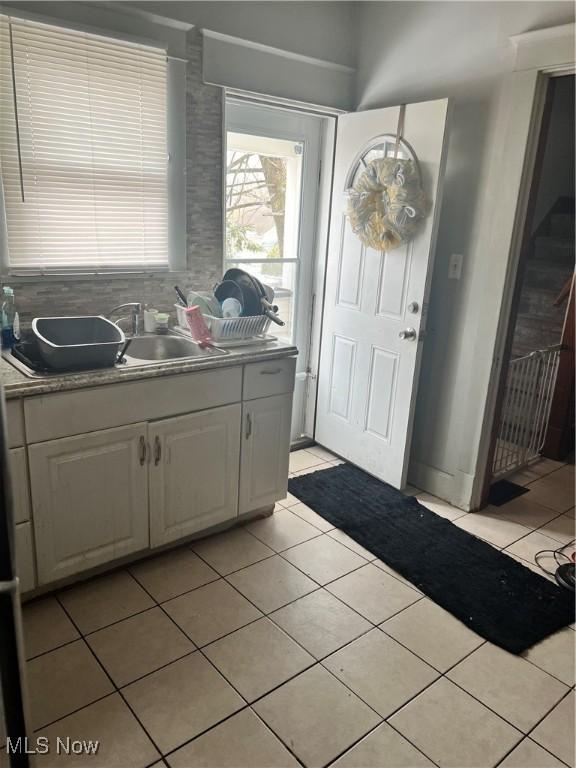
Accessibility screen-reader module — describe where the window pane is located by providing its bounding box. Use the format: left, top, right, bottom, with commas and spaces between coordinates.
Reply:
226, 132, 303, 262
224, 259, 296, 344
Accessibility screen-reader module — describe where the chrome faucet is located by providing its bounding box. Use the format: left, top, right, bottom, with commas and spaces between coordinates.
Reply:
106, 302, 142, 337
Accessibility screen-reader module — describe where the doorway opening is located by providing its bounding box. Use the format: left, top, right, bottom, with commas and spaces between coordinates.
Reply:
486, 74, 574, 491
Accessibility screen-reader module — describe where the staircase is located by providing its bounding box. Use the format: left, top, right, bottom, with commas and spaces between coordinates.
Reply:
493, 198, 574, 477
512, 197, 574, 358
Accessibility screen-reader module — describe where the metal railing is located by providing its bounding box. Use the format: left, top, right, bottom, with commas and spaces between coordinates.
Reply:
493, 345, 561, 478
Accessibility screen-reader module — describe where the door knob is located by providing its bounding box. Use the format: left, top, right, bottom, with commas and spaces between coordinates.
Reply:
399, 328, 417, 341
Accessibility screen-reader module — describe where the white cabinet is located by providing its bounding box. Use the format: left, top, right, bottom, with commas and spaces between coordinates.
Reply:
20, 355, 296, 589
28, 424, 149, 585
239, 394, 293, 515
149, 404, 241, 547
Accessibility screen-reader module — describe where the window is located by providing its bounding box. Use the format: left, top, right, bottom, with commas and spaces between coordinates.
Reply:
0, 15, 169, 271
225, 131, 303, 342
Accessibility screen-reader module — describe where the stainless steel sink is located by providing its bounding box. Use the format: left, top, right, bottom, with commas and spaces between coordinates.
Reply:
123, 335, 228, 365
2, 331, 229, 378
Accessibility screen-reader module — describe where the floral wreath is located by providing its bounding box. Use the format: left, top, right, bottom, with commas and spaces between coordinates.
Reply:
346, 117, 428, 252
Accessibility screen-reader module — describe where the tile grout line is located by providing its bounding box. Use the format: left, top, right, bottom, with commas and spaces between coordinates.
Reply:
31, 576, 571, 767
128, 551, 407, 762
126, 568, 349, 763
48, 560, 573, 768
290, 588, 569, 768
47, 592, 165, 763
246, 707, 308, 768
51, 497, 569, 692
25, 464, 573, 766
123, 569, 319, 764
493, 687, 575, 768
494, 736, 572, 768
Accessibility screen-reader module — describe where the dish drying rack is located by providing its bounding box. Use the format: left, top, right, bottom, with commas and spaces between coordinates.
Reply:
175, 304, 274, 345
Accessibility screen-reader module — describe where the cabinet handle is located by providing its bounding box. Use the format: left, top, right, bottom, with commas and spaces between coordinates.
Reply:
260, 368, 282, 375
139, 436, 146, 466
245, 413, 252, 439
154, 436, 162, 466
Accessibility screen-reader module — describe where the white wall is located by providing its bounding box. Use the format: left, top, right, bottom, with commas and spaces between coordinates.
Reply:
354, 1, 575, 507
125, 1, 357, 67
4, 1, 357, 108
124, 1, 356, 107
5, 0, 357, 64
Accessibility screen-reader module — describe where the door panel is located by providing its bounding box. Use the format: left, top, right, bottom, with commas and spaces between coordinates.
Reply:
239, 394, 292, 514
377, 243, 411, 318
149, 404, 241, 547
337, 223, 365, 310
365, 347, 398, 440
316, 100, 450, 488
29, 423, 149, 584
329, 335, 356, 420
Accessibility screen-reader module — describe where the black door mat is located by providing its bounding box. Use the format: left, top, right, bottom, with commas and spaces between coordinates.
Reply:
288, 464, 574, 654
488, 479, 529, 506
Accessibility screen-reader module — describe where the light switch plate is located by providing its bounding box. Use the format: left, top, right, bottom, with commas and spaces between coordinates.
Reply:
448, 253, 463, 280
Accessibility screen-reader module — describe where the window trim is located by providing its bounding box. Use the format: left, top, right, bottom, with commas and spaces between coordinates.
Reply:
0, 16, 186, 277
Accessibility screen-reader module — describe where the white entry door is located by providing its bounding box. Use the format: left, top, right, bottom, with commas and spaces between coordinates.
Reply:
316, 100, 450, 489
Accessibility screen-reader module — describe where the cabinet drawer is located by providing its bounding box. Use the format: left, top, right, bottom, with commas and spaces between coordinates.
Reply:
6, 399, 25, 448
25, 367, 243, 443
243, 357, 296, 401
9, 448, 30, 524
15, 522, 36, 593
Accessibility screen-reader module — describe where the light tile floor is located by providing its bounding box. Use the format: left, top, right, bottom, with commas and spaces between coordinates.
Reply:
17, 450, 575, 768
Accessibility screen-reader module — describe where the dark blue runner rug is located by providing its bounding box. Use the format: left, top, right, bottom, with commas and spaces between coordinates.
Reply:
288, 463, 575, 654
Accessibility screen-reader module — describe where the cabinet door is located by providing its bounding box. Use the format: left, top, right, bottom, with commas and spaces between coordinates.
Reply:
149, 404, 241, 547
239, 394, 293, 515
29, 424, 149, 585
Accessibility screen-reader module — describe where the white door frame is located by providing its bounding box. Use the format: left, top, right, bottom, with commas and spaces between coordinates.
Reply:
471, 23, 575, 510
304, 117, 337, 439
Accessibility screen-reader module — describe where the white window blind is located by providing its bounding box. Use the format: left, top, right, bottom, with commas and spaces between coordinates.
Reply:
0, 15, 168, 271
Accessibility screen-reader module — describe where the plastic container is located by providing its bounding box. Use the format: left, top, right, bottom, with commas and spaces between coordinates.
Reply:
32, 316, 125, 371
155, 312, 170, 333
175, 304, 271, 341
143, 308, 158, 333
1, 286, 19, 349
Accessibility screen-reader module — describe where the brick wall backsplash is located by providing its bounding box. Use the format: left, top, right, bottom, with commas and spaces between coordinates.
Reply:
3, 29, 224, 327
